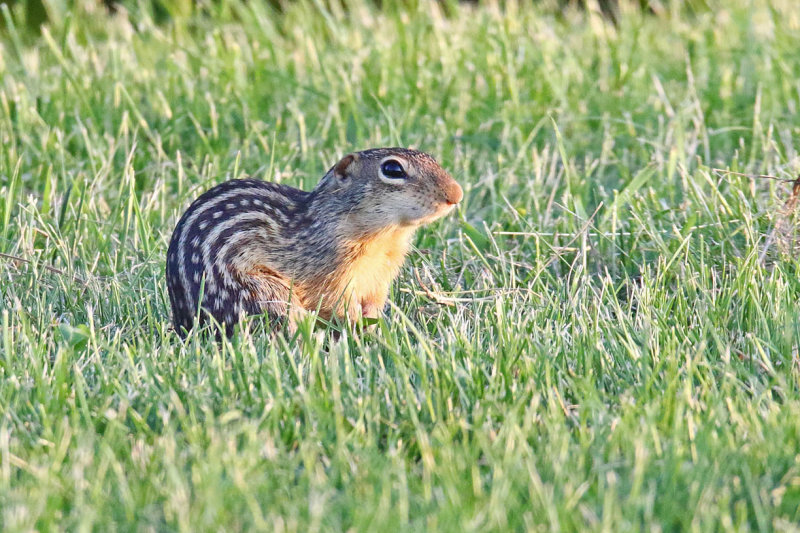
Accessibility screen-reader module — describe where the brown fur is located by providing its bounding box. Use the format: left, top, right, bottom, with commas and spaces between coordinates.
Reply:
166, 147, 462, 336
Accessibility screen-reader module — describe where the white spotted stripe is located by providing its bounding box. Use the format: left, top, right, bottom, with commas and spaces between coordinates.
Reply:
175, 185, 292, 313
210, 228, 269, 291
200, 211, 281, 293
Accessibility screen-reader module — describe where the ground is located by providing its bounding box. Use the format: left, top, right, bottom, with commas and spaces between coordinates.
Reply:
1, 0, 800, 530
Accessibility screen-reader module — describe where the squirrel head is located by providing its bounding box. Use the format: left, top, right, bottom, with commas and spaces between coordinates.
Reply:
313, 148, 463, 237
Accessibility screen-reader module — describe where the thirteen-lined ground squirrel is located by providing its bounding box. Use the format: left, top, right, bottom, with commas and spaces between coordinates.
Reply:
166, 148, 463, 336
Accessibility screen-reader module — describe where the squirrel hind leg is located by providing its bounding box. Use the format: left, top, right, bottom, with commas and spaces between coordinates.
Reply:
239, 268, 305, 333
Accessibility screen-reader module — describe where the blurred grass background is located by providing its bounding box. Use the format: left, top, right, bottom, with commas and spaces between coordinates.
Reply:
1, 0, 715, 33
1, 0, 800, 531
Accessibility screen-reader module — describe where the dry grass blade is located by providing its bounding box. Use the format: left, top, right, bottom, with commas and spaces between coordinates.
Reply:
413, 266, 456, 307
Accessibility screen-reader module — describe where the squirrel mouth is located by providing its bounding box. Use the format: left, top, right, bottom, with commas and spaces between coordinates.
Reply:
401, 202, 458, 227
438, 202, 458, 216
417, 202, 457, 225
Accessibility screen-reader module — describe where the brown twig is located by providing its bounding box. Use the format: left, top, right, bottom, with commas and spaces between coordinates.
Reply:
0, 252, 67, 275
712, 168, 797, 183
757, 174, 800, 265
0, 252, 89, 285
712, 168, 800, 264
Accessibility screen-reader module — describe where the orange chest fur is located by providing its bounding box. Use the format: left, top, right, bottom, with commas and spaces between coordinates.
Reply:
300, 227, 414, 315
345, 229, 413, 297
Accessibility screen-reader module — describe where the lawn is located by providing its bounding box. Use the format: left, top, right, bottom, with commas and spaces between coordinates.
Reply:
1, 0, 800, 530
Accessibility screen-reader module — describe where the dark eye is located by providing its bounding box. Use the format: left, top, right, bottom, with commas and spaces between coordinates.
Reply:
380, 159, 407, 179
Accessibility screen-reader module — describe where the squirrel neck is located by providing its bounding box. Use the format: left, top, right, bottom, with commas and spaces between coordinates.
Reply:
286, 190, 416, 284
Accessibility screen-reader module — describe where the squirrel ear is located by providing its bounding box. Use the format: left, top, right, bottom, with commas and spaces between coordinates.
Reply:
333, 153, 356, 179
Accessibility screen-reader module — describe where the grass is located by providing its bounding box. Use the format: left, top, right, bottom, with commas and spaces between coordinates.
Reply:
1, 0, 800, 530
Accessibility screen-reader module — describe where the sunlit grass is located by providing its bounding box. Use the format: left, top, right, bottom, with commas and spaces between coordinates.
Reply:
1, 0, 800, 530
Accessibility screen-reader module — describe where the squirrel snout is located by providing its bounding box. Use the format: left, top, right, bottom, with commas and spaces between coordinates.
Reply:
443, 181, 463, 205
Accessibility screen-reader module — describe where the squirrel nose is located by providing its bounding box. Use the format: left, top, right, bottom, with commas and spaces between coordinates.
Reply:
444, 181, 463, 205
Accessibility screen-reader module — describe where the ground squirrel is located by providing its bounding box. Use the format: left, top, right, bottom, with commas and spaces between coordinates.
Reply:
166, 147, 463, 336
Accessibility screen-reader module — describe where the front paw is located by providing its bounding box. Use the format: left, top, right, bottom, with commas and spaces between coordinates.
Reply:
359, 302, 379, 319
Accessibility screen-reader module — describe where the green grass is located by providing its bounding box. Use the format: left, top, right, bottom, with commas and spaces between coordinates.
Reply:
2, 0, 800, 530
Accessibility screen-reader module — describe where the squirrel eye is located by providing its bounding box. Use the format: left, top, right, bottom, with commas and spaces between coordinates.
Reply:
380, 160, 407, 180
